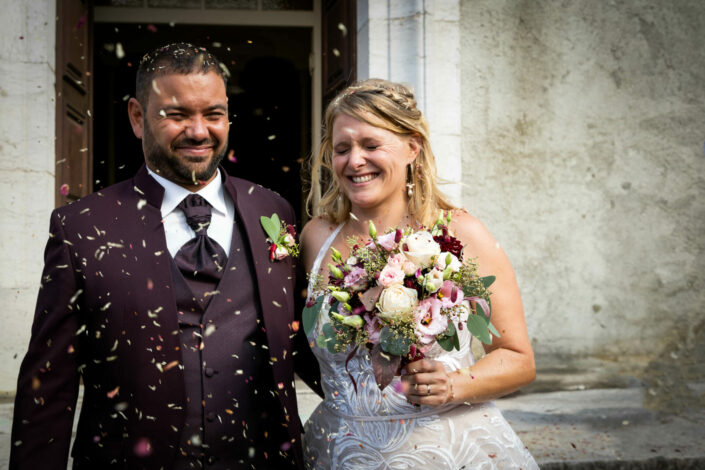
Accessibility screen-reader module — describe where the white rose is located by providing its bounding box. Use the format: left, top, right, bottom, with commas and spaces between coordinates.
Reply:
376, 285, 418, 322
274, 245, 289, 260
434, 252, 462, 272
422, 268, 445, 293
402, 231, 441, 268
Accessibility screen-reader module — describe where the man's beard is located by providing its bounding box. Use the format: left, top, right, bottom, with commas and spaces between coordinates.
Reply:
143, 121, 227, 186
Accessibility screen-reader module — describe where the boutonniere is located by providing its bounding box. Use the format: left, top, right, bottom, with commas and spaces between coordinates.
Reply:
260, 213, 300, 261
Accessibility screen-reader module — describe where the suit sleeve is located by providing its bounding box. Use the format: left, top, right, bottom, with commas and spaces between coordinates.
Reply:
291, 211, 323, 397
10, 211, 81, 469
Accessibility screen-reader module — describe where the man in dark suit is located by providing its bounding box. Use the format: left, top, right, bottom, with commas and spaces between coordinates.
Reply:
10, 43, 320, 469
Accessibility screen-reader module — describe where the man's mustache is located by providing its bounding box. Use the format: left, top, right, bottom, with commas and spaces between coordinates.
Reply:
172, 137, 219, 148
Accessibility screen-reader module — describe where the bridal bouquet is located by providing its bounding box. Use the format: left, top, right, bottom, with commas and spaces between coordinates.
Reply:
303, 212, 499, 391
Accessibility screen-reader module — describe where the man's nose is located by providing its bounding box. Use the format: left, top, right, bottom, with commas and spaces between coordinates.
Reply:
184, 117, 209, 141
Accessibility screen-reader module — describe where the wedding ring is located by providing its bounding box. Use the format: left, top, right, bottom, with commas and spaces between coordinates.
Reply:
426, 384, 431, 396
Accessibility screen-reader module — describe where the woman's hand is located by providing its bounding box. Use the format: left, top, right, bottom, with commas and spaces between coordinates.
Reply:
400, 359, 454, 406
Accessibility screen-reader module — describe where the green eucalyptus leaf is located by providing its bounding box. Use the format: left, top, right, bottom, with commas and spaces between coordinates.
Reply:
302, 295, 324, 337
443, 320, 456, 338
466, 314, 492, 345
322, 322, 339, 353
437, 335, 455, 351
379, 327, 411, 356
488, 320, 501, 338
480, 275, 496, 289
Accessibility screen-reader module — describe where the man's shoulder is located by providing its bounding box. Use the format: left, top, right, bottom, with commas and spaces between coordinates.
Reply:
225, 175, 292, 210
52, 178, 137, 219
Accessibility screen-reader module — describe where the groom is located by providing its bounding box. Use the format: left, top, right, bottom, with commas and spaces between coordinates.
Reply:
10, 43, 319, 469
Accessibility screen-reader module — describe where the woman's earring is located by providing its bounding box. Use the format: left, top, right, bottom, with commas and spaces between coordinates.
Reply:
406, 165, 415, 197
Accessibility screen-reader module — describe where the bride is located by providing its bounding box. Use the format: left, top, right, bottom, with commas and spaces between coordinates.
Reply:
299, 79, 538, 469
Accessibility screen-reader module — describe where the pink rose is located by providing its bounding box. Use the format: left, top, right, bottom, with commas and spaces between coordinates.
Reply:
414, 298, 448, 344
387, 253, 406, 269
377, 265, 405, 287
438, 280, 464, 308
343, 266, 368, 290
272, 244, 289, 260
283, 233, 296, 246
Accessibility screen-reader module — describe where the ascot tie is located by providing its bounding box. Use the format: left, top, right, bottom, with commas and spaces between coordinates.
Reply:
174, 194, 228, 307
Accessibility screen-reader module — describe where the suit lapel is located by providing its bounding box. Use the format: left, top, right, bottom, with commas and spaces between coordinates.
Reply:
222, 178, 292, 361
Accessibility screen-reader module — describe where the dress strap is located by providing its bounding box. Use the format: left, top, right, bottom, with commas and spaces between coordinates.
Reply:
308, 223, 345, 294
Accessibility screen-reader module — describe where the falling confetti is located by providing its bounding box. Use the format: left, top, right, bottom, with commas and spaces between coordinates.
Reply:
227, 149, 237, 163
116, 42, 125, 59
146, 24, 158, 33
133, 437, 153, 457
60, 184, 70, 196
338, 23, 348, 36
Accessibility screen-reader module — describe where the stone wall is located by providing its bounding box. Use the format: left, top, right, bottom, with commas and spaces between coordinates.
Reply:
0, 0, 56, 392
460, 0, 705, 382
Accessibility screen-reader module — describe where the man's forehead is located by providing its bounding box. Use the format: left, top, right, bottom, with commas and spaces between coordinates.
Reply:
148, 72, 226, 102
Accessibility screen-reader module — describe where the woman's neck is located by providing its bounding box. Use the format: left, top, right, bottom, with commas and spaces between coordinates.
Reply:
347, 195, 413, 237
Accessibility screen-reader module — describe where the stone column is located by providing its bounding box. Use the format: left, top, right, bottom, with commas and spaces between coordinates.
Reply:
0, 0, 56, 393
357, 0, 462, 204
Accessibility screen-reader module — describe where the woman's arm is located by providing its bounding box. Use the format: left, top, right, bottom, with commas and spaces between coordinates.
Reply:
402, 210, 535, 405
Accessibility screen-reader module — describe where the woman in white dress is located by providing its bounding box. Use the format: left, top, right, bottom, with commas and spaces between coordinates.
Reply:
299, 79, 538, 469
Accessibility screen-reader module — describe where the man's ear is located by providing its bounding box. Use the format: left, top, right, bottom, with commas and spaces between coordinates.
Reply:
127, 98, 145, 139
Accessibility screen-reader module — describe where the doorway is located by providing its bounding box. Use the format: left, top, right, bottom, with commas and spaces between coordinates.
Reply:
93, 23, 312, 224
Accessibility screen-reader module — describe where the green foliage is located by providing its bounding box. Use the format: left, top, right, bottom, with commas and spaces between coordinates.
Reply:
260, 214, 281, 241
302, 295, 324, 337
379, 326, 412, 356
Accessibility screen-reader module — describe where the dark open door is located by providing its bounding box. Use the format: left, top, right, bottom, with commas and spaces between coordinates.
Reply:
322, 0, 356, 109
55, 0, 93, 207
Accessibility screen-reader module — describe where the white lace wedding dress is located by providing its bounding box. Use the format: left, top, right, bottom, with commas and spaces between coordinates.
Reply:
303, 225, 539, 470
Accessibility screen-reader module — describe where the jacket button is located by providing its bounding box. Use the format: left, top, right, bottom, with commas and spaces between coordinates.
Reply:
205, 367, 215, 377
207, 412, 215, 422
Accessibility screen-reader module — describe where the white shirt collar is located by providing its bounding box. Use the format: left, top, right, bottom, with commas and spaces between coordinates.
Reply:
147, 167, 228, 217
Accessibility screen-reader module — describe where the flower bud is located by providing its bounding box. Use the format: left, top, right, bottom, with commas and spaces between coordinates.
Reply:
330, 246, 343, 263
368, 220, 377, 239
328, 263, 344, 279
330, 312, 364, 328
331, 291, 351, 303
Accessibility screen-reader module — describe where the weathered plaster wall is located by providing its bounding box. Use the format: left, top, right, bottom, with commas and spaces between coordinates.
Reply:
460, 0, 705, 382
0, 0, 56, 392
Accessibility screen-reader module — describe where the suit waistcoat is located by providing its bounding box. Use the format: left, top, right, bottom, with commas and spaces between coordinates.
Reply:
170, 216, 294, 469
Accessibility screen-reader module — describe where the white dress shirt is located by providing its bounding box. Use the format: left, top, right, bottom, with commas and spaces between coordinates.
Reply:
147, 168, 235, 258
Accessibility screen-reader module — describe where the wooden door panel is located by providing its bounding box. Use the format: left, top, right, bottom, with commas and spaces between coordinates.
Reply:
56, 0, 93, 206
322, 0, 356, 108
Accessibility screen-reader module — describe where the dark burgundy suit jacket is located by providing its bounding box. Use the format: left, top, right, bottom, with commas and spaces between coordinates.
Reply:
10, 166, 320, 469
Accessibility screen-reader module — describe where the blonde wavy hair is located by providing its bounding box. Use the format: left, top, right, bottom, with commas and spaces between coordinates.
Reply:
306, 78, 456, 227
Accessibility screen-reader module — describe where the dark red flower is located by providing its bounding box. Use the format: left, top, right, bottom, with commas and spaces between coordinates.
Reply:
433, 227, 463, 259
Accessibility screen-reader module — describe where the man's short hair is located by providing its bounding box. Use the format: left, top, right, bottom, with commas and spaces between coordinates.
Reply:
135, 42, 229, 107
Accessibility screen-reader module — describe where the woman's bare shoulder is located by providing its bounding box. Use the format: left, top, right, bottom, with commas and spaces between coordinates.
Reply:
301, 215, 339, 270
448, 209, 499, 260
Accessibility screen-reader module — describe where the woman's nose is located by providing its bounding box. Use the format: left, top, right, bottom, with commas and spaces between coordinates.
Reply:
348, 146, 366, 168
